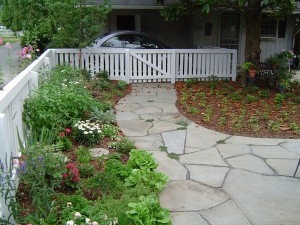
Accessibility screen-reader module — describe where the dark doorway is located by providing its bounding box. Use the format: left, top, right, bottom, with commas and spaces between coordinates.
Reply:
117, 15, 135, 30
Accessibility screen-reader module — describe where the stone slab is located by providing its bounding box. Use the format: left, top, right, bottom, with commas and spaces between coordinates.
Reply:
266, 159, 300, 177
129, 134, 163, 151
216, 143, 252, 159
185, 147, 203, 154
226, 136, 285, 146
134, 106, 162, 115
280, 140, 300, 155
186, 165, 229, 187
186, 124, 229, 149
90, 148, 109, 157
148, 120, 181, 134
159, 180, 229, 211
223, 170, 300, 225
200, 200, 252, 225
171, 212, 208, 225
115, 103, 142, 112
117, 120, 151, 137
179, 147, 228, 167
227, 154, 274, 175
252, 145, 299, 159
116, 111, 140, 121
151, 151, 188, 180
162, 130, 186, 154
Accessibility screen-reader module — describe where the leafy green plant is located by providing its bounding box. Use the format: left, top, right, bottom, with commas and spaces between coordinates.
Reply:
259, 89, 271, 98
77, 163, 94, 178
115, 80, 127, 90
126, 195, 171, 225
101, 124, 119, 140
218, 116, 226, 127
109, 137, 136, 154
75, 146, 93, 163
187, 106, 199, 114
73, 120, 103, 146
127, 150, 158, 171
167, 153, 180, 160
159, 146, 168, 152
274, 93, 285, 106
89, 107, 116, 125
203, 105, 212, 122
289, 122, 299, 131
245, 94, 256, 104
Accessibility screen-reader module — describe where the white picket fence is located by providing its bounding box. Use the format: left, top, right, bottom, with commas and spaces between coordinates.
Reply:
0, 47, 237, 221
55, 48, 237, 82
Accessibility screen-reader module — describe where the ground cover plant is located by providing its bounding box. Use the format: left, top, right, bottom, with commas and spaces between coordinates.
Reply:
0, 65, 171, 225
175, 79, 300, 138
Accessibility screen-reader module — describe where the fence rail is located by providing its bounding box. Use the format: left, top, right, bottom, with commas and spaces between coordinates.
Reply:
0, 47, 237, 221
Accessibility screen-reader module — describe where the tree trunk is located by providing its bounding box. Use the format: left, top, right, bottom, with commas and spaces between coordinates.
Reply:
244, 8, 261, 63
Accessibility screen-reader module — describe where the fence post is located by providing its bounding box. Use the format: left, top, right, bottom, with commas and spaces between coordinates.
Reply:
232, 50, 237, 81
170, 50, 176, 83
49, 50, 56, 69
0, 113, 14, 223
125, 50, 130, 83
30, 71, 39, 91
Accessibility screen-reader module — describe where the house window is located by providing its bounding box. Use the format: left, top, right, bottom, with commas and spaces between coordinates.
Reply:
260, 15, 286, 38
117, 15, 135, 30
260, 15, 277, 37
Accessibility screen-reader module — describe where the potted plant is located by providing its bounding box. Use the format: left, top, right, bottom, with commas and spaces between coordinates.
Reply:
265, 54, 280, 69
242, 62, 257, 78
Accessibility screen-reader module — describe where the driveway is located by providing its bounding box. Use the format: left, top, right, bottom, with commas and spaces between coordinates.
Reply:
116, 83, 300, 225
0, 42, 22, 85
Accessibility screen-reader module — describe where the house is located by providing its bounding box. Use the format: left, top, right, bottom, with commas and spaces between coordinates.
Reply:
84, 0, 300, 65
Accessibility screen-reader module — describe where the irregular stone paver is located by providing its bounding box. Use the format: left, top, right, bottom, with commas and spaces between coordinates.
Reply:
90, 148, 109, 157
116, 111, 140, 121
223, 170, 300, 225
200, 200, 252, 225
186, 123, 229, 149
159, 180, 229, 211
180, 147, 228, 166
162, 130, 186, 154
134, 106, 162, 114
129, 134, 163, 151
151, 151, 187, 180
185, 146, 203, 154
186, 165, 229, 187
171, 212, 208, 225
280, 140, 300, 155
266, 159, 300, 177
226, 136, 285, 146
227, 154, 275, 175
252, 145, 299, 159
118, 96, 150, 104
148, 120, 181, 134
149, 95, 176, 103
217, 143, 252, 159
117, 120, 152, 136
115, 103, 142, 112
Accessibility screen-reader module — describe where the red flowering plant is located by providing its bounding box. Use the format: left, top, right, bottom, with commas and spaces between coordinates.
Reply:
61, 163, 80, 189
57, 128, 73, 151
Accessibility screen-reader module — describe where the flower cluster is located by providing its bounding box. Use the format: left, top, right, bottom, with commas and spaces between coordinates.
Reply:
18, 45, 39, 60
73, 120, 102, 146
61, 163, 80, 189
58, 128, 73, 151
65, 209, 118, 225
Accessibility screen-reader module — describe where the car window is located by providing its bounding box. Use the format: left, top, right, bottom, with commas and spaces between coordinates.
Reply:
101, 35, 124, 48
123, 34, 160, 49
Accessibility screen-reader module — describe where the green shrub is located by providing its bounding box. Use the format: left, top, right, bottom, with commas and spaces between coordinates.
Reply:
109, 137, 136, 154
75, 146, 93, 163
115, 80, 127, 90
89, 107, 116, 125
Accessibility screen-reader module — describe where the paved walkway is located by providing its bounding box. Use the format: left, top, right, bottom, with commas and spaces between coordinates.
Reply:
116, 83, 300, 225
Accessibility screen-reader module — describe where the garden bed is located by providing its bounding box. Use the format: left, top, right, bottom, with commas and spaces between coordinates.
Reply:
175, 79, 300, 139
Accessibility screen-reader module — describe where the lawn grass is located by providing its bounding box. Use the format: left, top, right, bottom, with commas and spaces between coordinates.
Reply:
0, 36, 21, 44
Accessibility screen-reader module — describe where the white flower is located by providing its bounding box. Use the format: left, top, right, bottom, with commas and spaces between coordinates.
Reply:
97, 130, 102, 133
66, 202, 72, 208
84, 131, 88, 134
66, 220, 75, 225
89, 131, 93, 134
103, 214, 108, 220
91, 222, 98, 225
74, 212, 81, 218
85, 218, 91, 223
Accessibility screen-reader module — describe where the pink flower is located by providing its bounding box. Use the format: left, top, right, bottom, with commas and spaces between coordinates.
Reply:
65, 128, 71, 133
5, 42, 11, 49
62, 173, 68, 178
66, 163, 74, 169
28, 45, 33, 52
21, 47, 27, 56
26, 54, 32, 59
36, 48, 40, 52
0, 38, 3, 45
59, 131, 65, 137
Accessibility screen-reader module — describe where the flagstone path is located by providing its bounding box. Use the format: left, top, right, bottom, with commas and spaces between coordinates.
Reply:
116, 83, 300, 225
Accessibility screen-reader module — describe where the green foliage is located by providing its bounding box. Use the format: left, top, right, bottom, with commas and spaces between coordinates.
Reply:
115, 80, 128, 90
75, 146, 93, 163
109, 137, 136, 154
89, 107, 116, 125
1, 0, 111, 50
274, 93, 285, 106
102, 124, 120, 139
77, 163, 94, 178
23, 73, 105, 134
245, 94, 256, 103
126, 195, 171, 225
127, 150, 158, 171
167, 153, 180, 160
